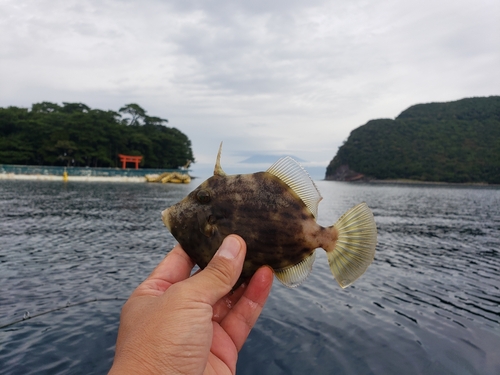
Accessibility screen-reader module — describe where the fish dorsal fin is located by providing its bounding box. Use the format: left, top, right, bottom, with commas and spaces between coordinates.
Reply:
275, 251, 316, 288
267, 156, 322, 218
214, 142, 226, 176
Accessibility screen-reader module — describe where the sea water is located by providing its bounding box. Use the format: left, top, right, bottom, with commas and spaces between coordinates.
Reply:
0, 180, 499, 375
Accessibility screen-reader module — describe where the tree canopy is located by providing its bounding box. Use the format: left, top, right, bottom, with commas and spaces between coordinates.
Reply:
325, 96, 500, 184
0, 102, 194, 169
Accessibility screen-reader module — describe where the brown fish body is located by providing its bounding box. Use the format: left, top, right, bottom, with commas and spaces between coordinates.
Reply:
165, 171, 337, 286
163, 144, 377, 289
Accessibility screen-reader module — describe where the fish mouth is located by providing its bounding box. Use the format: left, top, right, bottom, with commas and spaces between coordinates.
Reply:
161, 208, 171, 231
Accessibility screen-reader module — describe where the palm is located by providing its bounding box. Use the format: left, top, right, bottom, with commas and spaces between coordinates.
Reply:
205, 326, 237, 374
110, 242, 273, 375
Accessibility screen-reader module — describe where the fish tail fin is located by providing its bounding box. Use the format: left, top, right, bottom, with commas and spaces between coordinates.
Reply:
326, 202, 377, 289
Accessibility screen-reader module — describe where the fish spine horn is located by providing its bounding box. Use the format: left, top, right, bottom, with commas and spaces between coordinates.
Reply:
214, 142, 226, 176
327, 202, 377, 288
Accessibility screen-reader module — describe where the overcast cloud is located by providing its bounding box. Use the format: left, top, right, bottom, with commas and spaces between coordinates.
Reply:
1, 0, 498, 178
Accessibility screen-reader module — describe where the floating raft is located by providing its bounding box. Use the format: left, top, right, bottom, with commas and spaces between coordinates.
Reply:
145, 172, 191, 184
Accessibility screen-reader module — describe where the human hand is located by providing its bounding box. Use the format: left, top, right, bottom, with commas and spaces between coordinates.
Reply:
109, 235, 274, 375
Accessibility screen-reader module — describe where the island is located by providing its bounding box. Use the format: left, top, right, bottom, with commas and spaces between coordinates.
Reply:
0, 102, 194, 169
325, 96, 500, 184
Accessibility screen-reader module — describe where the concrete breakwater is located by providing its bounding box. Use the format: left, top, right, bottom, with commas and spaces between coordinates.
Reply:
0, 164, 190, 183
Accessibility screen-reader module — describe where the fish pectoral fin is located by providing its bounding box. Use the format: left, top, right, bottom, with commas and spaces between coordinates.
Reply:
197, 212, 216, 237
274, 251, 316, 288
327, 202, 377, 289
200, 223, 215, 238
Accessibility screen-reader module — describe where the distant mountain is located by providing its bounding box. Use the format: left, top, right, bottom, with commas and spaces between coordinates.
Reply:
240, 154, 306, 164
325, 96, 500, 184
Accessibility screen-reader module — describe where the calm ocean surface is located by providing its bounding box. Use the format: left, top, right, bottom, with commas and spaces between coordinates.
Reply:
0, 179, 499, 375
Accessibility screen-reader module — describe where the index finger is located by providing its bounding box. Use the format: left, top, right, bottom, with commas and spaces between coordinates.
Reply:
220, 266, 274, 351
132, 243, 195, 297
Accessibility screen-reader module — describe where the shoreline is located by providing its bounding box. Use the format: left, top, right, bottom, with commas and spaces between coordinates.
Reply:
0, 164, 191, 183
323, 177, 498, 187
0, 173, 147, 183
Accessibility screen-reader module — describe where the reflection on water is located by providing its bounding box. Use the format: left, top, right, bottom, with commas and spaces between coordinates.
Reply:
0, 180, 499, 375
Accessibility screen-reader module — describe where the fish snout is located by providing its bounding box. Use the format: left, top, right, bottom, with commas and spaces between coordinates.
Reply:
161, 207, 172, 231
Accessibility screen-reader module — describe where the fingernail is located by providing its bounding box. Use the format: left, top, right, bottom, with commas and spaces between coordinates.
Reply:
217, 236, 241, 259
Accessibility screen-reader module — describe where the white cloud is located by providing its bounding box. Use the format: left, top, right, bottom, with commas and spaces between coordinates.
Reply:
0, 0, 498, 179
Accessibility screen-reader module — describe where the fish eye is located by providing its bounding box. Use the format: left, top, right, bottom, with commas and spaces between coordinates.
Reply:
196, 190, 211, 204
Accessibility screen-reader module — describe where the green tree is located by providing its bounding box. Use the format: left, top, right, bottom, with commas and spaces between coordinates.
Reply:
326, 96, 500, 184
119, 103, 148, 126
0, 102, 194, 169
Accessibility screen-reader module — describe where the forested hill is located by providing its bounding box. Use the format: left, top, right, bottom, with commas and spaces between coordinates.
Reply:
0, 102, 194, 169
325, 96, 500, 184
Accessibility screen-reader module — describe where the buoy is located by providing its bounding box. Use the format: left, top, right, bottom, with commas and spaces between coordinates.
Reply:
63, 170, 68, 182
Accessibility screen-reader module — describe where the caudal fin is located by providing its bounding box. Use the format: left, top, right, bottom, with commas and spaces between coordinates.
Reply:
327, 202, 377, 289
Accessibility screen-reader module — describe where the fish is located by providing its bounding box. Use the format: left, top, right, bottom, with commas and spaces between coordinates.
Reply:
162, 143, 377, 290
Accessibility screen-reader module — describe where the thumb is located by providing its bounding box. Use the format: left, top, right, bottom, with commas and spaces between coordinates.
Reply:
188, 235, 247, 305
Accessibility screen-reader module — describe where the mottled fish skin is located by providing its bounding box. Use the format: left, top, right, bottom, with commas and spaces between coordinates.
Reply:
163, 171, 337, 288
163, 143, 377, 290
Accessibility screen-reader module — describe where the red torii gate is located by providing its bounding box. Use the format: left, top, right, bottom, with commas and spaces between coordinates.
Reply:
118, 154, 143, 169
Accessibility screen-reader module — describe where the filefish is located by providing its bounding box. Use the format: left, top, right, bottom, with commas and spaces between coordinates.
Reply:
162, 144, 377, 289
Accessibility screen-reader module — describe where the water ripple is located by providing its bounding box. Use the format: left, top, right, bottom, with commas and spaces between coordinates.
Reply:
1, 180, 499, 374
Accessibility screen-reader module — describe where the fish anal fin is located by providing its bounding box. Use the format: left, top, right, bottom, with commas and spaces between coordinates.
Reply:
327, 202, 377, 288
275, 251, 316, 288
266, 156, 322, 218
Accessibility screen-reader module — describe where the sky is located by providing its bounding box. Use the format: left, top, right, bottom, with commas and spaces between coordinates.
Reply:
1, 0, 499, 179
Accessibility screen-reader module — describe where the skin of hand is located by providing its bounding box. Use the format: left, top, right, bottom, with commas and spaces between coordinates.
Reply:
108, 235, 274, 375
